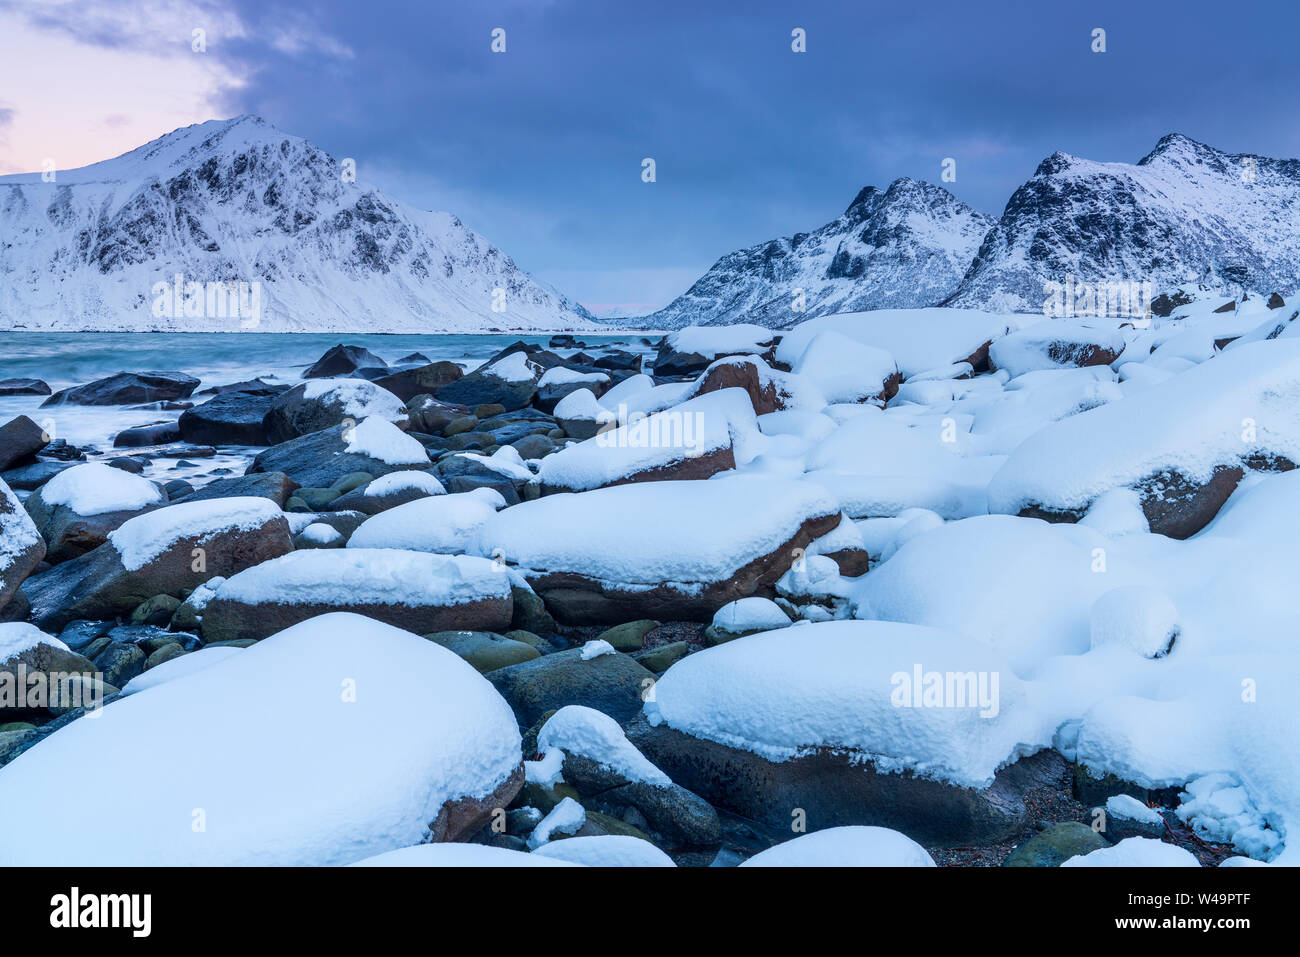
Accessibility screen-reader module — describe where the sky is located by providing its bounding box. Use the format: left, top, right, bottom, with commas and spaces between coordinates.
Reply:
2, 0, 1298, 315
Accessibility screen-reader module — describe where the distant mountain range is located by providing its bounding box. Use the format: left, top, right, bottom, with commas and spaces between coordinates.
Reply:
0, 116, 598, 332
3, 119, 1297, 333
639, 134, 1300, 329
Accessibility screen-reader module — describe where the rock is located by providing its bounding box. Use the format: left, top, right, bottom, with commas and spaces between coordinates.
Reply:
486, 647, 656, 727
246, 423, 428, 489
0, 590, 30, 624
593, 351, 643, 373
425, 631, 541, 672
93, 641, 147, 688
704, 596, 792, 645
686, 358, 781, 415
328, 474, 442, 515
301, 343, 388, 379
474, 403, 508, 419
294, 487, 342, 510
112, 422, 182, 448
0, 461, 74, 491
23, 463, 167, 564
510, 434, 555, 460
654, 349, 711, 377
129, 594, 182, 627
0, 378, 51, 396
633, 642, 689, 673
490, 478, 842, 624
174, 471, 300, 509
0, 624, 99, 702
597, 620, 660, 652
510, 585, 557, 634
1002, 822, 1108, 867
372, 361, 463, 402
262, 380, 406, 444
162, 480, 194, 499
23, 498, 293, 632
627, 715, 1049, 847
0, 416, 49, 471
178, 391, 277, 446
196, 377, 289, 397
435, 356, 539, 411
143, 642, 185, 670
444, 415, 478, 437
41, 371, 200, 407
199, 551, 513, 643
405, 395, 466, 435
1267, 292, 1286, 309
0, 479, 45, 612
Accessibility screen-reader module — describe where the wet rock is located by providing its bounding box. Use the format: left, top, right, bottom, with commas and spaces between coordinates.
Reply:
301, 344, 388, 379
373, 361, 463, 403
179, 391, 277, 446
0, 378, 51, 396
41, 371, 200, 407
486, 647, 656, 727
0, 416, 49, 472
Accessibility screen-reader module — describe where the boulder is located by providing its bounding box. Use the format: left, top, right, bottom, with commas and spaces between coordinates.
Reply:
22, 497, 293, 632
1002, 823, 1108, 867
482, 477, 842, 623
0, 461, 74, 491
0, 378, 51, 396
246, 422, 429, 489
406, 395, 467, 435
41, 371, 200, 406
0, 416, 48, 471
425, 631, 541, 672
486, 647, 656, 727
0, 479, 46, 611
179, 391, 277, 446
199, 550, 513, 643
329, 470, 446, 515
373, 361, 464, 403
23, 462, 168, 563
173, 471, 300, 509
435, 352, 540, 411
301, 343, 388, 379
111, 422, 182, 448
262, 380, 407, 444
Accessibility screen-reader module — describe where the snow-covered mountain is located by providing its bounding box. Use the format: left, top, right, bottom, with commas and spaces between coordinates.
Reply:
0, 116, 599, 332
946, 134, 1300, 312
636, 178, 995, 330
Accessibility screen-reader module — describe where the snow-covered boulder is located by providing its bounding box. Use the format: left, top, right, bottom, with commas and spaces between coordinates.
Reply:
1, 623, 99, 716
631, 619, 1056, 845
352, 843, 576, 867
23, 462, 167, 563
791, 330, 900, 405
200, 549, 513, 642
655, 324, 775, 377
682, 356, 825, 417
740, 826, 936, 867
346, 489, 502, 553
534, 366, 610, 413
329, 469, 446, 515
247, 419, 431, 488
477, 476, 843, 623
0, 614, 524, 864
531, 835, 676, 867
263, 378, 407, 444
1061, 837, 1200, 867
988, 321, 1127, 378
435, 350, 542, 411
0, 477, 45, 614
1089, 587, 1181, 658
23, 497, 293, 632
537, 389, 757, 494
987, 340, 1300, 538
705, 596, 793, 644
532, 705, 721, 847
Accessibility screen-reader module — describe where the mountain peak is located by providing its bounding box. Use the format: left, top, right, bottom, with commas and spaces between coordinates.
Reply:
1138, 132, 1223, 166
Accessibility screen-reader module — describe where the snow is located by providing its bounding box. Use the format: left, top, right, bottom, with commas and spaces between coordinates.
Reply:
711, 597, 792, 635
301, 378, 406, 421
528, 797, 587, 848
579, 639, 617, 660
645, 619, 1052, 790
0, 622, 69, 662
774, 309, 1035, 378
532, 835, 675, 867
0, 613, 522, 865
475, 476, 839, 589
1105, 794, 1164, 826
298, 522, 343, 545
38, 462, 165, 516
347, 491, 505, 553
352, 843, 577, 867
538, 366, 608, 387
552, 387, 608, 423
484, 352, 538, 383
214, 549, 510, 608
1062, 837, 1200, 867
987, 320, 1128, 378
987, 340, 1300, 517
343, 416, 430, 466
363, 470, 446, 497
120, 646, 244, 695
792, 330, 898, 404
107, 496, 283, 571
536, 705, 671, 786
0, 479, 42, 576
1089, 587, 1181, 658
740, 826, 937, 867
665, 324, 772, 358
454, 447, 535, 482
537, 388, 758, 491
